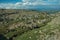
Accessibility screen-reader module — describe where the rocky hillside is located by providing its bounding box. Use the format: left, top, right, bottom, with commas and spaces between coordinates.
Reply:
14, 12, 60, 40
0, 9, 58, 40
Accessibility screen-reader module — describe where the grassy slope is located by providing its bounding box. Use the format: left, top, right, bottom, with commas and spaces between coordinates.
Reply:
15, 13, 60, 40
0, 9, 53, 40
0, 9, 59, 40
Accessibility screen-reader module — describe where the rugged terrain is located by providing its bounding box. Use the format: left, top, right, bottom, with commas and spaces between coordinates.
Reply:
0, 9, 59, 40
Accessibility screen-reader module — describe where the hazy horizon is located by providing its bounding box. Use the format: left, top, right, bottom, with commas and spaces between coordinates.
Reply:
0, 0, 60, 10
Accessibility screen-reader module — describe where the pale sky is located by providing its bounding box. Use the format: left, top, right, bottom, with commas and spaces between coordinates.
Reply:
0, 0, 60, 9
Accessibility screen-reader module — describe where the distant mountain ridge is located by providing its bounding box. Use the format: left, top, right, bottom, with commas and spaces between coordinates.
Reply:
23, 5, 60, 11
